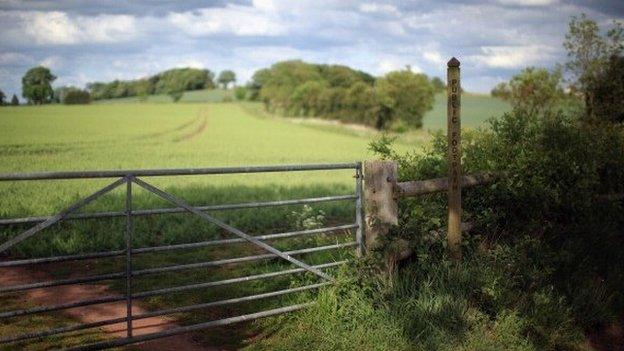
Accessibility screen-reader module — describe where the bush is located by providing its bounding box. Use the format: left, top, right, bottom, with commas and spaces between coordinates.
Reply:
234, 86, 248, 100
252, 60, 435, 130
63, 89, 91, 104
251, 107, 624, 350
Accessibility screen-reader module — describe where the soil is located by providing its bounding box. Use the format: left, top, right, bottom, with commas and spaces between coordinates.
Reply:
0, 265, 225, 351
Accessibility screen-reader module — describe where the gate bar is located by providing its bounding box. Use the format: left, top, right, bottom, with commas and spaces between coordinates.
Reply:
0, 257, 347, 319
65, 302, 315, 351
0, 242, 354, 294
0, 224, 357, 268
0, 163, 358, 181
0, 178, 126, 254
0, 194, 357, 226
124, 177, 133, 338
355, 162, 364, 256
132, 177, 332, 281
0, 281, 331, 345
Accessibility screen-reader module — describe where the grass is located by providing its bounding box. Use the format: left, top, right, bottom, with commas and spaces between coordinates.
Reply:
422, 92, 511, 130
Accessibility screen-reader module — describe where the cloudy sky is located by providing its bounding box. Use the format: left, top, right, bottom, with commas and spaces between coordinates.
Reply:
0, 0, 623, 97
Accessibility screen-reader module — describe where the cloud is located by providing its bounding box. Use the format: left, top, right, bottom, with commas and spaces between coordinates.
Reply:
0, 52, 33, 65
376, 56, 422, 74
497, 0, 558, 6
0, 0, 622, 97
359, 3, 400, 16
423, 50, 445, 66
1, 10, 138, 45
167, 4, 286, 36
469, 45, 557, 68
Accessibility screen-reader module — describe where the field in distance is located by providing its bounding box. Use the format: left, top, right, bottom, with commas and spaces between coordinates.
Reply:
95, 89, 511, 130
0, 102, 414, 217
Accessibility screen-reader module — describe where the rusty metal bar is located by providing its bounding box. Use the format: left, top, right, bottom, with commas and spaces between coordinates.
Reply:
0, 178, 126, 254
0, 224, 356, 268
395, 173, 497, 198
0, 163, 358, 181
0, 261, 344, 320
0, 282, 330, 345
0, 239, 353, 294
65, 302, 315, 351
124, 177, 133, 338
132, 177, 332, 281
131, 242, 355, 278
355, 162, 364, 256
0, 240, 350, 296
0, 194, 357, 226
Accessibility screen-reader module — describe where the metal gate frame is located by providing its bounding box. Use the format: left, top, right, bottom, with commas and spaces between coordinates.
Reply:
0, 163, 364, 350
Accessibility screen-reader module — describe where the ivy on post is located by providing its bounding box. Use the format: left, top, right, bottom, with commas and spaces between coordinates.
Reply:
447, 57, 462, 261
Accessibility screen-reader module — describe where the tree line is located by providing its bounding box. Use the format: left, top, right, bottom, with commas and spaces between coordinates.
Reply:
7, 67, 238, 105
0, 90, 20, 106
245, 60, 445, 130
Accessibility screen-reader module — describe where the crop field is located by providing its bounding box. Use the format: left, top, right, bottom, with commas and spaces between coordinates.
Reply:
422, 92, 511, 130
0, 96, 508, 349
0, 101, 397, 349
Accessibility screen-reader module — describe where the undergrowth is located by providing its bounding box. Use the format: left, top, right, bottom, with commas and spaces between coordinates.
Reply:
247, 108, 624, 350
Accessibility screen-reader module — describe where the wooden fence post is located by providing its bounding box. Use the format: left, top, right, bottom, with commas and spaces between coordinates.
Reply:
363, 161, 398, 251
447, 57, 462, 261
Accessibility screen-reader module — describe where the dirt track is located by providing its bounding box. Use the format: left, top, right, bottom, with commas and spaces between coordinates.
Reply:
0, 266, 222, 351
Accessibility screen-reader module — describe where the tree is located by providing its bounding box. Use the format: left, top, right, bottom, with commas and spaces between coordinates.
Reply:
63, 88, 91, 104
248, 68, 271, 101
563, 14, 623, 119
11, 94, 19, 106
234, 86, 247, 100
375, 70, 435, 129
0, 90, 5, 105
590, 55, 624, 122
217, 70, 236, 89
491, 82, 511, 100
430, 77, 446, 92
22, 66, 56, 105
497, 67, 565, 114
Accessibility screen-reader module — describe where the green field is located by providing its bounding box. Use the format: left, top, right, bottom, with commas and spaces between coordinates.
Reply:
422, 92, 511, 130
95, 89, 511, 130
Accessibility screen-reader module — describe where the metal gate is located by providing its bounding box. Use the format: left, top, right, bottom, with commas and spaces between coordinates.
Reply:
0, 163, 363, 350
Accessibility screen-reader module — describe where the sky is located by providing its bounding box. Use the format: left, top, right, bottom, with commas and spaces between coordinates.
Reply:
1, 0, 623, 98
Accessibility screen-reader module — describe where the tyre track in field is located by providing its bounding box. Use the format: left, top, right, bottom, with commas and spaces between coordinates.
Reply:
137, 115, 200, 141
0, 265, 221, 351
175, 105, 209, 142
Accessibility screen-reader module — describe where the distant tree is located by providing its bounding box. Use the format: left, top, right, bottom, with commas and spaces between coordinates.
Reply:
22, 66, 56, 104
169, 90, 184, 102
491, 82, 511, 100
234, 86, 247, 100
217, 70, 236, 89
496, 67, 564, 114
430, 77, 446, 92
11, 94, 19, 106
63, 88, 91, 104
291, 81, 325, 115
0, 90, 5, 105
53, 86, 73, 103
590, 55, 624, 122
248, 68, 271, 101
375, 70, 435, 129
563, 14, 623, 119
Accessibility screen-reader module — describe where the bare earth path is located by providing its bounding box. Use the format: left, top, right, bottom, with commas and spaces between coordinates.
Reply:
0, 266, 222, 351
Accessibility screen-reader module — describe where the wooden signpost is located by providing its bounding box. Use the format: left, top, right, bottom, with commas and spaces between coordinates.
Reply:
362, 57, 465, 265
446, 57, 462, 261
